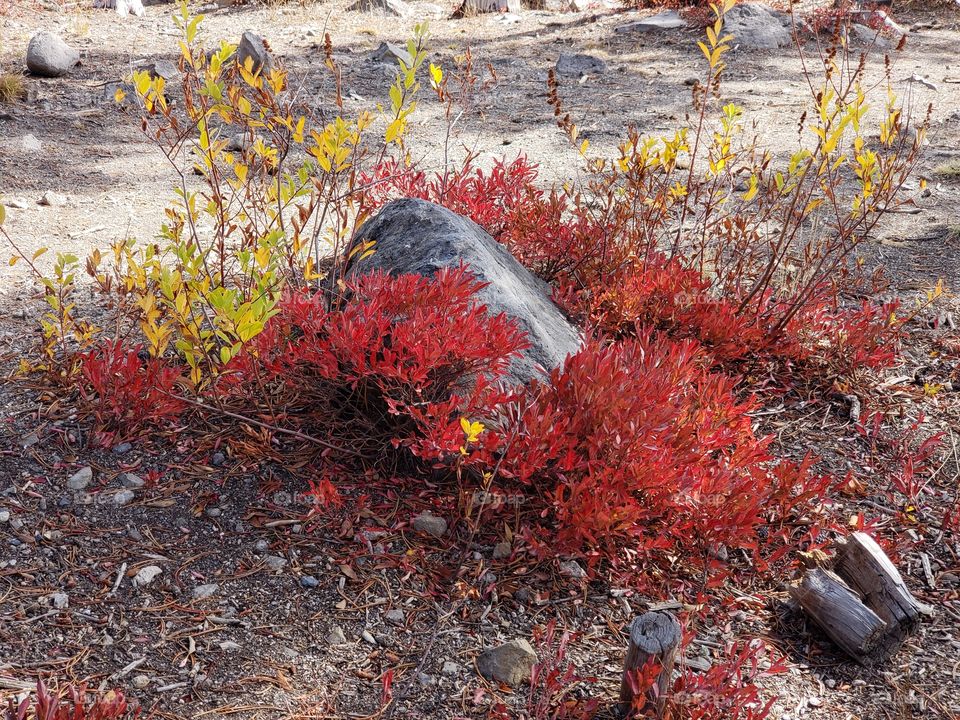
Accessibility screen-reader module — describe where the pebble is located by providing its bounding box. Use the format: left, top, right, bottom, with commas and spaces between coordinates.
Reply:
67, 466, 93, 490
219, 640, 242, 652
263, 555, 287, 572
300, 575, 319, 589
120, 473, 145, 489
132, 675, 150, 689
22, 134, 42, 153
417, 672, 437, 687
205, 507, 221, 518
113, 489, 135, 506
412, 511, 447, 538
254, 540, 269, 552
492, 541, 511, 560
940, 572, 959, 587
560, 559, 587, 578
192, 583, 219, 600
133, 565, 162, 587
0, 510, 9, 523
50, 592, 69, 609
326, 625, 348, 645
384, 608, 405, 625
38, 191, 68, 207
807, 697, 822, 708
361, 630, 377, 646
211, 451, 226, 466
113, 442, 133, 454
441, 660, 461, 676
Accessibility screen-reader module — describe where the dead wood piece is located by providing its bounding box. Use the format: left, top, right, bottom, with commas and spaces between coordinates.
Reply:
452, 0, 521, 16
619, 610, 682, 718
834, 532, 932, 635
790, 567, 887, 661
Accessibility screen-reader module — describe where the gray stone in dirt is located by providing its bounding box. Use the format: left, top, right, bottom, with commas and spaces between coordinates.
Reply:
384, 608, 405, 625
211, 451, 226, 466
0, 510, 9, 523
21, 135, 42, 153
441, 660, 461, 676
326, 625, 348, 645
615, 9, 686, 33
67, 466, 93, 490
93, 0, 146, 16
361, 629, 377, 645
723, 3, 792, 50
417, 672, 437, 686
555, 52, 607, 77
263, 554, 287, 571
348, 0, 408, 16
940, 572, 959, 587
299, 574, 319, 589
492, 541, 511, 560
26, 32, 80, 78
219, 640, 242, 652
237, 31, 273, 75
6, 200, 31, 211
476, 639, 537, 687
120, 472, 145, 489
38, 191, 67, 207
112, 488, 135, 506
50, 592, 69, 609
137, 58, 179, 80
133, 564, 162, 587
369, 41, 413, 67
349, 199, 583, 386
132, 675, 150, 689
559, 559, 587, 578
412, 511, 447, 538
192, 583, 220, 600
113, 442, 133, 454
254, 539, 269, 552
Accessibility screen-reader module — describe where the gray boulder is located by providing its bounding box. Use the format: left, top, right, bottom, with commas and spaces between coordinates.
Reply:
348, 199, 583, 386
724, 3, 792, 50
477, 639, 537, 686
237, 31, 272, 75
26, 32, 80, 78
348, 0, 408, 15
555, 52, 607, 77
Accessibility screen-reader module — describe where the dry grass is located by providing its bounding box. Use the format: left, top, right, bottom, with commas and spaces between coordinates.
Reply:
0, 73, 26, 103
933, 160, 960, 180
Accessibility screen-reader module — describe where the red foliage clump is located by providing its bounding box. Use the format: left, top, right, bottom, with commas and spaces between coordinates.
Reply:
5, 681, 133, 720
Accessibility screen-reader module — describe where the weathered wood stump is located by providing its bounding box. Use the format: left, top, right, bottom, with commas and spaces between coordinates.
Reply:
790, 532, 931, 664
452, 0, 521, 16
618, 611, 681, 718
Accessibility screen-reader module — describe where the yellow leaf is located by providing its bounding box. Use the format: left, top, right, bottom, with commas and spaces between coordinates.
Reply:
0, 204, 5, 225
8, 256, 18, 266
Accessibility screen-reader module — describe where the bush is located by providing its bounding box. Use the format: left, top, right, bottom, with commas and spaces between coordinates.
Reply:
4, 682, 132, 720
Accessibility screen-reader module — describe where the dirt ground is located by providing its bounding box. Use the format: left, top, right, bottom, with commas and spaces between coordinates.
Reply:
1, 1, 960, 719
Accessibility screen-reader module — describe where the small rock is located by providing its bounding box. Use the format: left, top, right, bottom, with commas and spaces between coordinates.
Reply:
254, 539, 269, 552
67, 466, 93, 490
559, 559, 587, 578
9, 517, 23, 531
477, 639, 537, 687
133, 565, 162, 587
348, 0, 407, 15
192, 583, 219, 600
113, 442, 133, 454
615, 9, 686, 33
825, 678, 836, 689
211, 451, 226, 466
237, 31, 272, 74
39, 191, 67, 207
417, 672, 437, 686
384, 608, 405, 625
50, 592, 69, 609
300, 575, 319, 589
412, 511, 447, 538
263, 555, 287, 572
119, 473, 145, 489
6, 199, 31, 211
492, 541, 512, 560
137, 59, 179, 80
326, 625, 348, 645
807, 697, 822, 708
205, 507, 221, 518
113, 489, 136, 506
723, 3, 792, 50
26, 31, 80, 78
370, 41, 413, 67
219, 640, 242, 652
940, 572, 959, 587
0, 510, 9, 523
21, 135, 42, 153
132, 674, 150, 689
555, 52, 607, 77
441, 660, 461, 676
361, 629, 377, 646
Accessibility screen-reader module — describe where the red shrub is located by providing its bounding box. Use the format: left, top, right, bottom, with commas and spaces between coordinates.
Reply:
5, 681, 133, 720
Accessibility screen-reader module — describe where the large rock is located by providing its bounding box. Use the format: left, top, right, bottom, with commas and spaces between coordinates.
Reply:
237, 31, 273, 75
477, 639, 537, 686
348, 199, 583, 386
724, 3, 792, 49
26, 32, 80, 78
348, 0, 408, 15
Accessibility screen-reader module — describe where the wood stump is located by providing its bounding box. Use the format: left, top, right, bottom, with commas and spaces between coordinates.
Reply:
618, 611, 681, 718
790, 532, 931, 664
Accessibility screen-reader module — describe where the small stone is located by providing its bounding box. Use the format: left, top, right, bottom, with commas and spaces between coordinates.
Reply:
119, 473, 145, 489
6, 199, 31, 211
20, 432, 40, 448
67, 466, 93, 490
192, 583, 219, 600
417, 672, 437, 686
0, 510, 9, 523
22, 134, 42, 153
412, 512, 447, 538
113, 489, 135, 506
211, 451, 226, 466
939, 572, 959, 587
361, 629, 377, 646
825, 678, 836, 689
205, 507, 221, 518
137, 59, 179, 80
384, 608, 405, 625
722, 3, 792, 50
807, 697, 822, 708
441, 660, 461, 676
492, 541, 511, 560
219, 640, 242, 652
132, 675, 150, 689
347, 0, 408, 15
26, 31, 80, 78
326, 625, 348, 645
559, 559, 587, 578
615, 9, 686, 33
370, 41, 413, 67
9, 517, 23, 531
300, 575, 319, 589
263, 555, 287, 572
477, 639, 538, 687
254, 539, 269, 552
237, 31, 272, 74
113, 442, 133, 455
555, 52, 607, 77
133, 565, 162, 587
39, 191, 67, 207
50, 592, 69, 609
